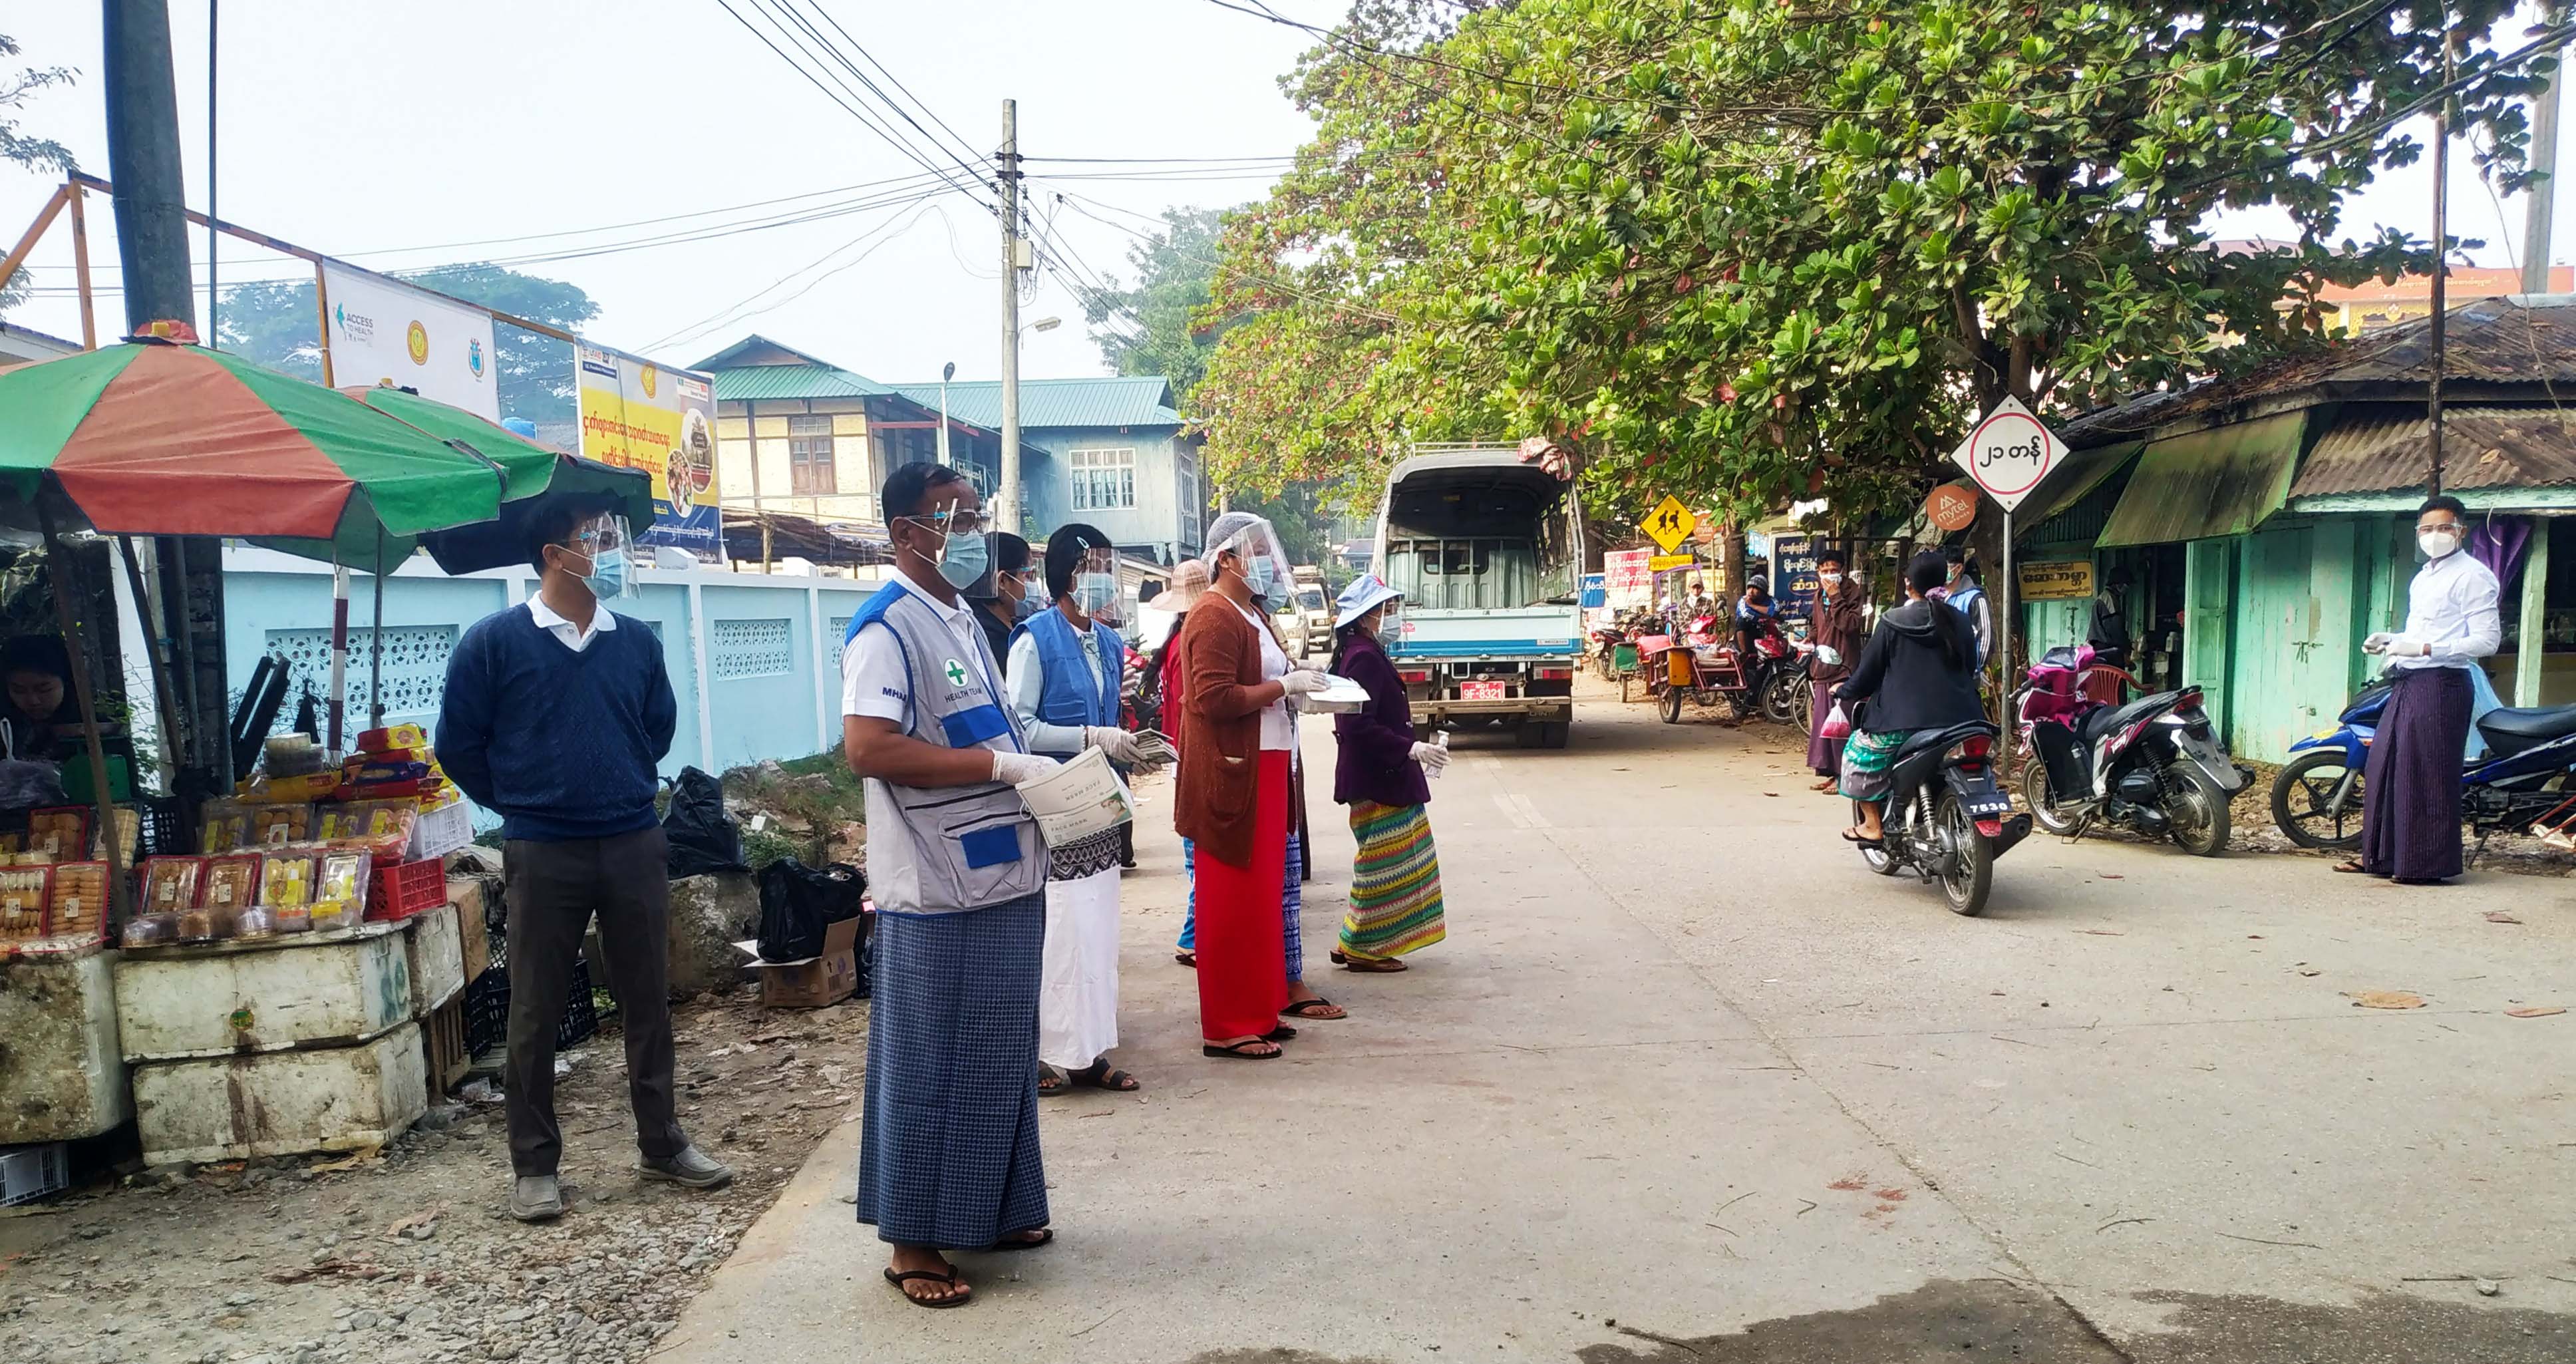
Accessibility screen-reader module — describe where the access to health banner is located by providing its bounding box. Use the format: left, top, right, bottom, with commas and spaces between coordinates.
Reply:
321, 263, 500, 422
574, 342, 721, 554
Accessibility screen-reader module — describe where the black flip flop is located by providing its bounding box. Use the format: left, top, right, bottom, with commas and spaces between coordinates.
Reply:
1263, 1024, 1298, 1042
1279, 998, 1344, 1019
1174, 951, 1197, 967
1072, 1061, 1141, 1092
1202, 1039, 1283, 1059
1341, 957, 1407, 973
2332, 860, 2374, 874
884, 1266, 972, 1308
1841, 829, 1883, 848
987, 1228, 1054, 1252
1329, 949, 1348, 965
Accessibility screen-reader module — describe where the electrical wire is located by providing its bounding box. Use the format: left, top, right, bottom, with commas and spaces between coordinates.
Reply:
713, 0, 997, 213
638, 200, 947, 355
755, 0, 993, 201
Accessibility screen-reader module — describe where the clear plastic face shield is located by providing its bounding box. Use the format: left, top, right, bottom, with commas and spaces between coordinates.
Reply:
1070, 545, 1122, 625
1202, 512, 1292, 605
893, 490, 992, 593
554, 512, 636, 600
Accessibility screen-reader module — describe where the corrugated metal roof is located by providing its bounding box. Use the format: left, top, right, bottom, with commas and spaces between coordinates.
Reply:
2288, 405, 2576, 498
889, 377, 1181, 431
2062, 294, 2576, 445
711, 364, 896, 401
2098, 410, 2307, 547
2012, 440, 2142, 534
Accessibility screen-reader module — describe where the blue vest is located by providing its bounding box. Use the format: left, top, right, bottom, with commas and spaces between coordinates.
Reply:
1010, 607, 1121, 757
1945, 584, 1989, 665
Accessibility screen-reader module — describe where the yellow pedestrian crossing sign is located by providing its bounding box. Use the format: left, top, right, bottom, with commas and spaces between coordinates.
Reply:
1641, 496, 1696, 554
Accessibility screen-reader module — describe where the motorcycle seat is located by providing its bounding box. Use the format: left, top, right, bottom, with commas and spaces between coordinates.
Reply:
2478, 703, 2576, 747
2076, 691, 2180, 744
1894, 719, 1997, 763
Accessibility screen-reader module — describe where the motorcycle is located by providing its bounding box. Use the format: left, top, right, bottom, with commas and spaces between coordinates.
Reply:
1850, 705, 2033, 917
1742, 617, 1808, 726
2013, 645, 2245, 857
2269, 675, 2576, 852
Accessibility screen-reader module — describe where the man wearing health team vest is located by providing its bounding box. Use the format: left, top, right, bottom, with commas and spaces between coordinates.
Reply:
842, 461, 1057, 1310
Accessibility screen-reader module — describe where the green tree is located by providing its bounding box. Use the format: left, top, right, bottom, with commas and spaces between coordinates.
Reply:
217, 263, 599, 425
0, 33, 77, 311
1082, 206, 1232, 401
1196, 0, 2553, 528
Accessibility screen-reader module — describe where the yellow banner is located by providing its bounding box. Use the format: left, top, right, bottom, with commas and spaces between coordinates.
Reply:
2018, 559, 2095, 599
1648, 554, 1696, 572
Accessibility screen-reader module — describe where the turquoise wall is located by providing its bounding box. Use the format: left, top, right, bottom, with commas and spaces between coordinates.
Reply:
218, 549, 886, 817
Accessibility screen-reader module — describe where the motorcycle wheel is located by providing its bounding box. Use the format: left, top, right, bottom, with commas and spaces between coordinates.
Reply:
2162, 761, 2231, 857
1935, 794, 1994, 917
2020, 762, 2082, 836
1760, 667, 1800, 725
1855, 801, 1899, 877
1660, 684, 1684, 725
2270, 749, 2365, 850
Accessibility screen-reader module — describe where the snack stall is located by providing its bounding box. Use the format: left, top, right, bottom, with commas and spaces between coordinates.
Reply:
0, 334, 648, 1178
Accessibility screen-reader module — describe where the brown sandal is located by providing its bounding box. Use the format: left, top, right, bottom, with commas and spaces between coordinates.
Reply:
1341, 957, 1408, 973
2333, 859, 2373, 874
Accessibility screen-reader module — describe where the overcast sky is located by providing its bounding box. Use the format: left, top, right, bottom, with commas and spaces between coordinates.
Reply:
0, 1, 2551, 389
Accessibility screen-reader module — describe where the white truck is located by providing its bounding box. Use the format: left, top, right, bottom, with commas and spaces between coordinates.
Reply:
1372, 444, 1585, 748
1271, 565, 1334, 659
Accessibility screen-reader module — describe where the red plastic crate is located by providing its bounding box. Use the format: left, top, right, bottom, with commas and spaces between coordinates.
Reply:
367, 858, 446, 922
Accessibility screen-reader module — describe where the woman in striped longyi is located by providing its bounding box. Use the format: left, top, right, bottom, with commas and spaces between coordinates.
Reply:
1326, 576, 1448, 971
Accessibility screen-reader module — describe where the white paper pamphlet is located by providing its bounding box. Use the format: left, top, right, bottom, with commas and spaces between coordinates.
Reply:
1013, 745, 1136, 844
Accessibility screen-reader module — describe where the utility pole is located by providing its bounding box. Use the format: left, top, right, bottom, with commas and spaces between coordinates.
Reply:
205, 0, 216, 346
2428, 21, 2455, 496
999, 98, 1025, 535
104, 0, 196, 331
106, 0, 232, 800
2525, 11, 2567, 296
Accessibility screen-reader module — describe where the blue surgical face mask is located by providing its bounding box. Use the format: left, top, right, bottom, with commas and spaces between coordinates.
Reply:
1011, 585, 1045, 622
576, 546, 626, 601
935, 529, 988, 590
1242, 556, 1275, 600
1074, 571, 1118, 615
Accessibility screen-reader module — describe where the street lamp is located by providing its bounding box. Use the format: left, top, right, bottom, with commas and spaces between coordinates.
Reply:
937, 360, 955, 468
1028, 316, 1061, 334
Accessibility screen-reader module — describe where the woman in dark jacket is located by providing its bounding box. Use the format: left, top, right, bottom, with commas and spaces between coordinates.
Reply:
1832, 550, 1986, 844
1326, 576, 1449, 972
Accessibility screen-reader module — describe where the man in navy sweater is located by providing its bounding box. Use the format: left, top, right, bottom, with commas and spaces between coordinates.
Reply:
438, 505, 732, 1222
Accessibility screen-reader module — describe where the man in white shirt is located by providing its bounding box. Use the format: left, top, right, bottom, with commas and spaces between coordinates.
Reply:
2339, 495, 2501, 884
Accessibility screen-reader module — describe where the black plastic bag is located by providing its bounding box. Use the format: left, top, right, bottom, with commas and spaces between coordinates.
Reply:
663, 767, 749, 878
756, 858, 867, 963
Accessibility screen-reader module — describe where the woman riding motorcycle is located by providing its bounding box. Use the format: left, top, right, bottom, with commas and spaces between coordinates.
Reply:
1833, 550, 1986, 845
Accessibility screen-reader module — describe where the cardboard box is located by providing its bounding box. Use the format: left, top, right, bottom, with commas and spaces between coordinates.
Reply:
758, 916, 858, 1009
447, 878, 489, 982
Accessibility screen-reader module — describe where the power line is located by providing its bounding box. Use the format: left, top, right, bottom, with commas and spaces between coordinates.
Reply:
639, 200, 947, 355
804, 1, 989, 171
711, 0, 995, 212
754, 0, 993, 201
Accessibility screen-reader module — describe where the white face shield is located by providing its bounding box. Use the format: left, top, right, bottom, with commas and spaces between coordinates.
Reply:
558, 512, 637, 600
1202, 511, 1293, 605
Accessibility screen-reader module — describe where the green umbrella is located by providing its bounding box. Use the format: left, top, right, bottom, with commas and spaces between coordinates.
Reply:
0, 340, 506, 572
339, 385, 659, 573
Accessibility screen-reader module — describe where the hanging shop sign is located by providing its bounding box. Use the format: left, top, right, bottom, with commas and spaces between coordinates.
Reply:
321, 264, 500, 423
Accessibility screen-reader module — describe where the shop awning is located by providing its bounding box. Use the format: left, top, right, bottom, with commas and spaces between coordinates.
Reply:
2011, 440, 2140, 536
2096, 411, 2307, 548
2285, 405, 2576, 512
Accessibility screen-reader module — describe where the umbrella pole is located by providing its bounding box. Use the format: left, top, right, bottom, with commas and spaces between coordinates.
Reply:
329, 562, 349, 760
116, 536, 184, 791
369, 528, 386, 730
38, 504, 132, 930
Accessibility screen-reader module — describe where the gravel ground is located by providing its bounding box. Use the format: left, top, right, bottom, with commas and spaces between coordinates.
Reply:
0, 988, 869, 1364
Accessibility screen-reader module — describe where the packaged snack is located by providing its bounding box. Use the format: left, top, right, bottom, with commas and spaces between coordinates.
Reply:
318, 849, 372, 906
0, 866, 48, 940
259, 849, 319, 907
202, 854, 260, 912
263, 733, 329, 776
122, 912, 180, 947
248, 771, 342, 803
142, 856, 206, 914
0, 832, 23, 857
307, 899, 359, 933
29, 807, 90, 860
247, 803, 313, 846
357, 723, 427, 753
102, 806, 141, 863
270, 903, 313, 934
200, 799, 251, 853
230, 906, 277, 940
47, 862, 106, 943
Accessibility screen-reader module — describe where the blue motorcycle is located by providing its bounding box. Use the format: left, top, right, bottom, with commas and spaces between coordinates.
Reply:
2269, 675, 2576, 850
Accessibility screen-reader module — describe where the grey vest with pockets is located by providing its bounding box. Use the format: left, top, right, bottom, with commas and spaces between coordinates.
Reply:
844, 582, 1046, 914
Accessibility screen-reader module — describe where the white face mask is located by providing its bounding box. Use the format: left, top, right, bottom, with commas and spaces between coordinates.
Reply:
2418, 528, 2463, 560
1818, 571, 1843, 586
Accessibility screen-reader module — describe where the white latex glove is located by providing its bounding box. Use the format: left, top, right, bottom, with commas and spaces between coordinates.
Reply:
1408, 741, 1450, 774
1085, 726, 1144, 765
1279, 669, 1331, 697
2362, 631, 2393, 655
2385, 634, 2429, 658
989, 751, 1056, 786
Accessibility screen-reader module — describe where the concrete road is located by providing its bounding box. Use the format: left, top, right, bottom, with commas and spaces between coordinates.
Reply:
665, 683, 2576, 1363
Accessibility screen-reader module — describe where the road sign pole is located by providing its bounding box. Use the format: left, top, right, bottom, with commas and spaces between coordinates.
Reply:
1998, 510, 2014, 735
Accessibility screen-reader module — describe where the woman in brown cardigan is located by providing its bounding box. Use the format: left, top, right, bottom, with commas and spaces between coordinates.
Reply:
1174, 513, 1330, 1059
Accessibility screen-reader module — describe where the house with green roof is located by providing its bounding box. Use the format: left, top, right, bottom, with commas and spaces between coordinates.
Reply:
891, 375, 1207, 566
694, 335, 999, 532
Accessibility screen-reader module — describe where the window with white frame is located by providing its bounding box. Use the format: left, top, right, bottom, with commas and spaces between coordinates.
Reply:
1069, 446, 1136, 510
787, 414, 835, 496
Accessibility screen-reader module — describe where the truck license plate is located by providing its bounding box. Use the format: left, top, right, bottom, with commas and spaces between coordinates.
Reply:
1460, 680, 1507, 701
